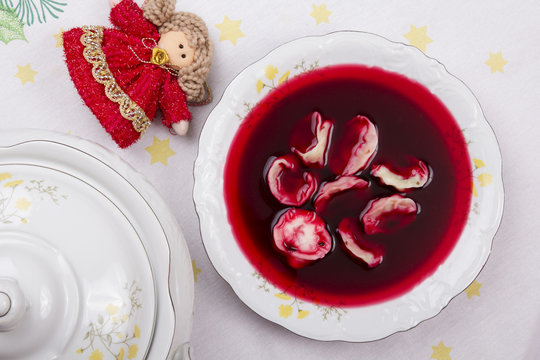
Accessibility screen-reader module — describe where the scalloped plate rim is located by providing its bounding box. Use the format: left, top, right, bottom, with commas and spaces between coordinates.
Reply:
194, 30, 504, 342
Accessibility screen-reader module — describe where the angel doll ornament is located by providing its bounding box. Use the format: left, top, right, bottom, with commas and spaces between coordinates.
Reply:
63, 0, 213, 148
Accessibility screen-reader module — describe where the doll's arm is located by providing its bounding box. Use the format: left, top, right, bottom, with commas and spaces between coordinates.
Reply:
159, 75, 192, 132
109, 0, 159, 39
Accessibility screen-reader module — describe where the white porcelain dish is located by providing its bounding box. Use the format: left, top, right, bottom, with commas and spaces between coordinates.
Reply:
0, 130, 194, 359
193, 31, 504, 342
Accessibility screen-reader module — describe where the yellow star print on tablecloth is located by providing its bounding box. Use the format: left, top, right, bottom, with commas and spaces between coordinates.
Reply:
15, 64, 37, 85
403, 25, 433, 52
192, 260, 202, 283
431, 341, 452, 360
465, 280, 482, 298
53, 28, 64, 48
215, 16, 245, 45
144, 136, 176, 166
485, 51, 508, 73
310, 4, 331, 25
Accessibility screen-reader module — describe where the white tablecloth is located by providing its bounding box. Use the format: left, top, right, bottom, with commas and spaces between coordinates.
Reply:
1, 0, 539, 359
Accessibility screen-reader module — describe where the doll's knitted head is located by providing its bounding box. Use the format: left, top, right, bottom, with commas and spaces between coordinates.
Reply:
143, 0, 212, 103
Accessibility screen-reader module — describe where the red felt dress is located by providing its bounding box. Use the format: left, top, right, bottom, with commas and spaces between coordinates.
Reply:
63, 0, 190, 148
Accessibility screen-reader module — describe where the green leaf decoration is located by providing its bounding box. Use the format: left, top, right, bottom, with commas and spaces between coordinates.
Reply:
0, 5, 26, 45
0, 0, 67, 26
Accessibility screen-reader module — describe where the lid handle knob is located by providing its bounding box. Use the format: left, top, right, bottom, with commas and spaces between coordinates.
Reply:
0, 292, 11, 317
0, 278, 27, 332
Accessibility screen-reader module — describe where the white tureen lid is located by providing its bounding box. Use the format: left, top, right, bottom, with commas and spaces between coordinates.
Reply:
0, 130, 194, 360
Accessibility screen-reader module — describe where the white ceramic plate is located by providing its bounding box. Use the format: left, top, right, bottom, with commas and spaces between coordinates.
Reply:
194, 31, 504, 341
0, 130, 194, 359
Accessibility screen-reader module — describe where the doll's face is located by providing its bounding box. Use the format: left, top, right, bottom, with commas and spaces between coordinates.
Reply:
158, 31, 195, 69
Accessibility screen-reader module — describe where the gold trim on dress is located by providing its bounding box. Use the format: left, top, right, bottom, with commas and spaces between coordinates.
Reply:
80, 26, 151, 134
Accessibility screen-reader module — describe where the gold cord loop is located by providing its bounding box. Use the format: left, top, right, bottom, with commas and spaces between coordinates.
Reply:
188, 82, 213, 106
127, 37, 180, 76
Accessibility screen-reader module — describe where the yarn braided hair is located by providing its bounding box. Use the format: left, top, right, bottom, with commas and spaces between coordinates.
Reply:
143, 0, 212, 103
